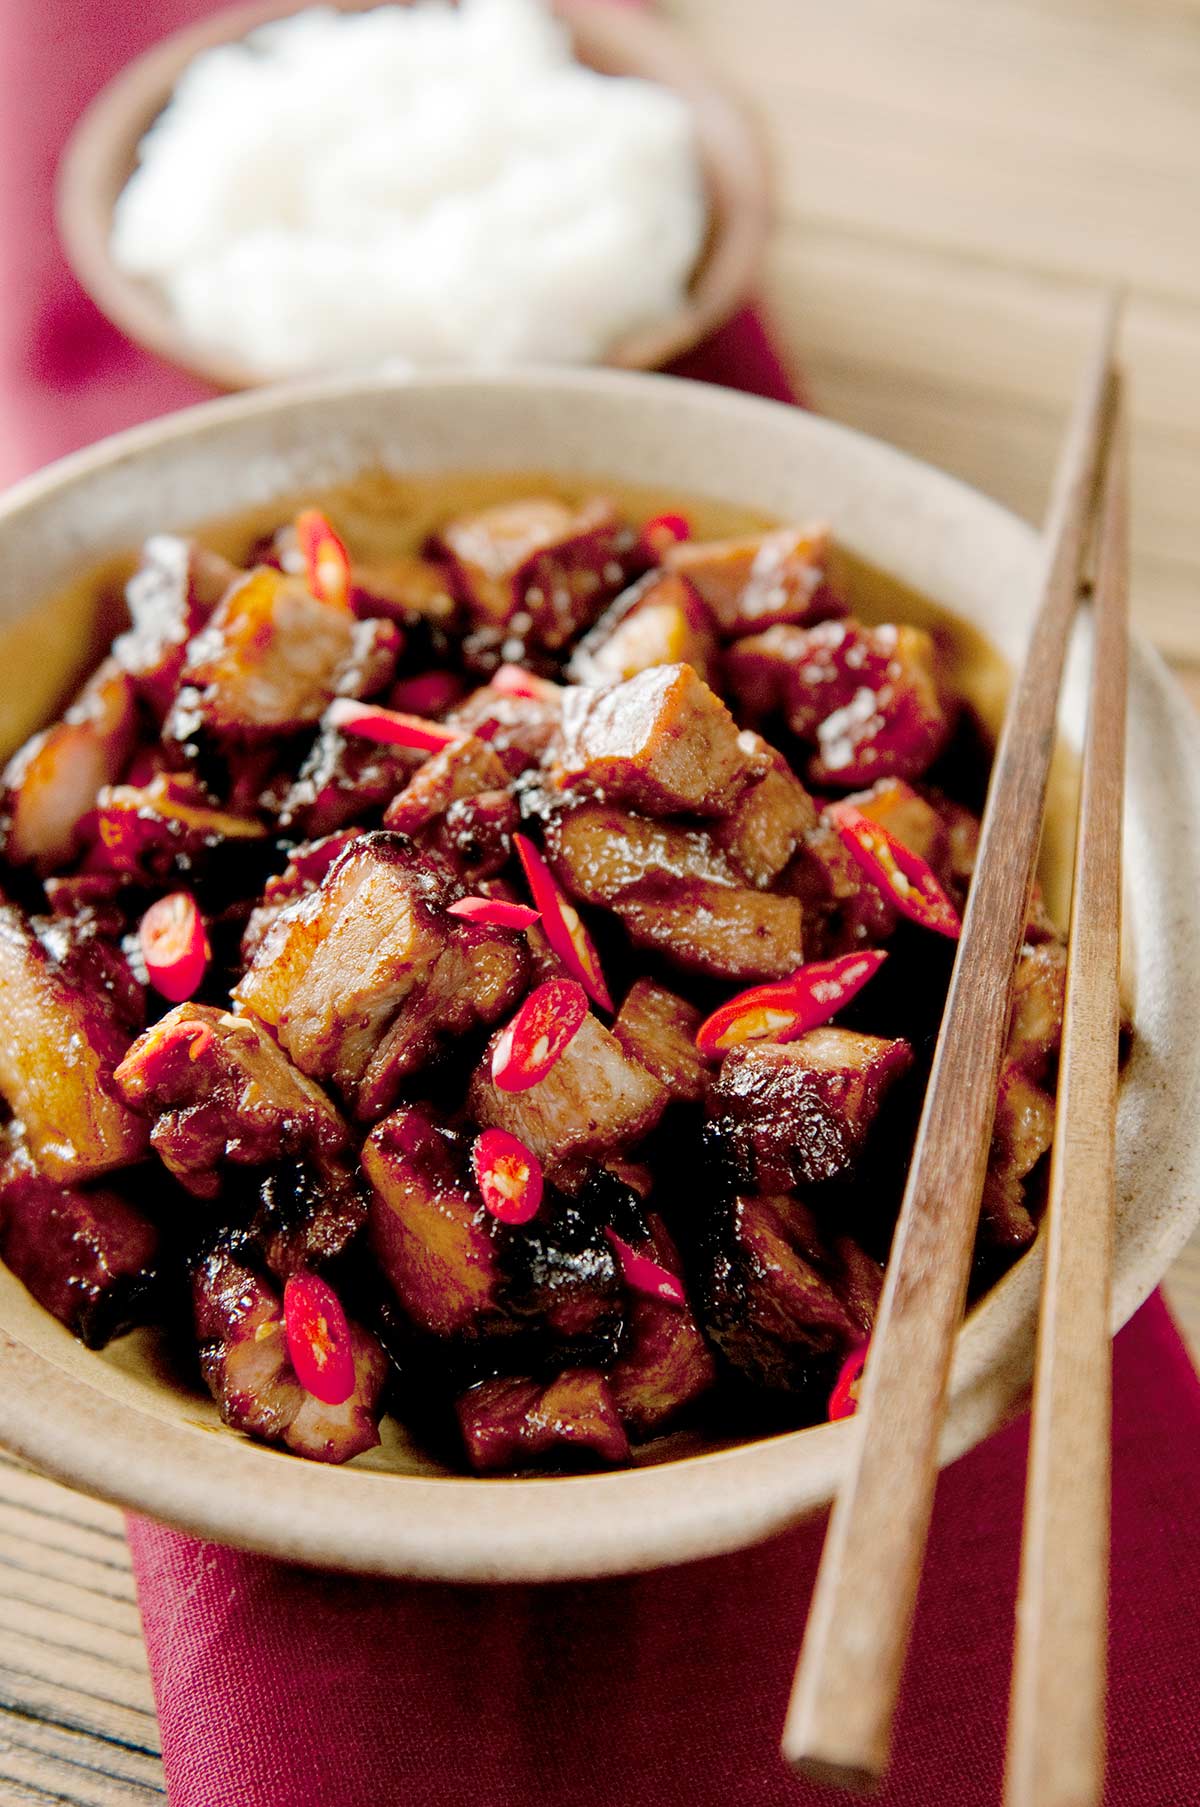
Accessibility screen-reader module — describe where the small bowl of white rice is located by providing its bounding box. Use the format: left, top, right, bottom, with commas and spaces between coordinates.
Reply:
57, 0, 768, 388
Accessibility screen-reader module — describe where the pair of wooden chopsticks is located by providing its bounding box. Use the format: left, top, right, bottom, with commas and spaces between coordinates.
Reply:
783, 295, 1128, 1807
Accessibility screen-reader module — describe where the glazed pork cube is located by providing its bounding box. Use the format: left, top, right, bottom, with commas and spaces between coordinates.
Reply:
456, 1368, 629, 1473
725, 620, 951, 787
663, 524, 844, 637
608, 1217, 716, 1436
169, 566, 399, 739
612, 978, 708, 1104
91, 772, 269, 885
383, 734, 509, 836
235, 832, 528, 1118
616, 881, 806, 982
350, 553, 457, 626
277, 716, 422, 837
542, 801, 738, 907
551, 664, 763, 818
113, 535, 237, 717
567, 571, 718, 687
192, 1246, 387, 1463
709, 1028, 913, 1191
713, 735, 817, 887
844, 776, 948, 871
115, 1004, 351, 1199
1006, 941, 1066, 1080
0, 1167, 159, 1348
0, 902, 147, 1182
699, 1192, 863, 1392
428, 788, 520, 882
446, 684, 564, 777
0, 660, 138, 873
979, 1065, 1057, 1252
436, 496, 636, 648
783, 815, 897, 956
469, 1011, 668, 1167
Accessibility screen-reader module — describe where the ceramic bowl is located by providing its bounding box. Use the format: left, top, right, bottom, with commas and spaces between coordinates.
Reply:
0, 369, 1197, 1582
56, 0, 768, 389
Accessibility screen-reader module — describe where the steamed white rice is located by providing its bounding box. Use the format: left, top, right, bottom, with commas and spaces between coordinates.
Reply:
110, 0, 707, 377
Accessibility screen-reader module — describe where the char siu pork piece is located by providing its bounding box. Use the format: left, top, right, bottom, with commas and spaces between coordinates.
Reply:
663, 524, 844, 638
542, 801, 738, 905
0, 660, 138, 874
167, 567, 400, 743
0, 1158, 159, 1348
616, 882, 806, 983
192, 1245, 387, 1462
235, 832, 528, 1119
115, 1004, 351, 1198
708, 1028, 913, 1191
276, 716, 422, 838
456, 1368, 630, 1473
469, 1011, 668, 1168
383, 735, 509, 837
446, 683, 564, 777
612, 978, 707, 1104
979, 1065, 1057, 1252
551, 663, 763, 818
0, 902, 147, 1182
91, 772, 269, 886
241, 831, 358, 962
435, 496, 637, 653
428, 789, 520, 882
567, 571, 718, 688
608, 1217, 716, 1436
712, 734, 817, 887
114, 535, 238, 718
724, 619, 951, 788
700, 1191, 864, 1392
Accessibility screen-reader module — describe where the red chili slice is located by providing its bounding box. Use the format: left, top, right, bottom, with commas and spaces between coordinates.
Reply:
694, 949, 888, 1060
828, 1341, 870, 1421
295, 509, 352, 610
491, 978, 588, 1093
513, 833, 613, 1012
472, 1128, 544, 1224
326, 697, 463, 752
490, 664, 558, 701
389, 670, 464, 716
604, 1229, 686, 1308
283, 1272, 356, 1406
138, 892, 211, 1003
826, 802, 962, 939
447, 896, 541, 931
640, 512, 691, 560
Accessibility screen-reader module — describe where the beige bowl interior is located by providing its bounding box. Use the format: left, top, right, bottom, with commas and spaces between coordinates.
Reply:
0, 369, 1198, 1582
56, 0, 769, 389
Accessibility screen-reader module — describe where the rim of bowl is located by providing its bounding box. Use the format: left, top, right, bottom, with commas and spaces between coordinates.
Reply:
55, 0, 770, 390
0, 367, 1197, 1582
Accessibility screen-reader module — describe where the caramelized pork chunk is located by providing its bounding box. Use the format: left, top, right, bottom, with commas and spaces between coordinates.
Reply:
169, 567, 399, 740
713, 735, 818, 887
469, 1011, 668, 1168
0, 661, 138, 873
235, 832, 528, 1118
552, 664, 762, 818
277, 717, 422, 837
709, 1028, 913, 1191
383, 735, 509, 837
446, 684, 564, 777
1006, 941, 1067, 1081
609, 1218, 716, 1436
192, 1246, 386, 1463
612, 978, 708, 1104
115, 1004, 350, 1200
542, 802, 738, 906
664, 524, 843, 638
567, 571, 718, 688
0, 903, 147, 1182
91, 772, 269, 885
114, 535, 237, 717
456, 1368, 629, 1473
979, 1064, 1056, 1253
0, 1170, 159, 1348
616, 882, 805, 983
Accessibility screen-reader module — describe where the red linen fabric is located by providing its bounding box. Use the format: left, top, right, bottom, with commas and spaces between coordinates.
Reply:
2, 5, 1198, 1805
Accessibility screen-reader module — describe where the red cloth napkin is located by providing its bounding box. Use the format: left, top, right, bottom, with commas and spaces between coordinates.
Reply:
4, 5, 1200, 1804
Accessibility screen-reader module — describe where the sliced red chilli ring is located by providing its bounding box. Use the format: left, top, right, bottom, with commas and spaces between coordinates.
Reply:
295, 509, 352, 611
826, 802, 962, 939
640, 511, 691, 560
326, 697, 464, 752
513, 833, 613, 1012
489, 664, 558, 700
604, 1229, 686, 1308
389, 670, 465, 716
491, 978, 589, 1093
472, 1128, 544, 1224
283, 1271, 356, 1406
828, 1341, 870, 1421
694, 949, 889, 1060
447, 897, 540, 930
138, 891, 211, 1003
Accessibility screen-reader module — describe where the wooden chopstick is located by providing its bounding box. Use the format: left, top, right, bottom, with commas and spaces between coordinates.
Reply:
781, 293, 1122, 1791
1003, 376, 1128, 1807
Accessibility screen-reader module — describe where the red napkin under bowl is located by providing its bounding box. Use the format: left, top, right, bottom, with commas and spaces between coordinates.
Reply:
2, 5, 1199, 1805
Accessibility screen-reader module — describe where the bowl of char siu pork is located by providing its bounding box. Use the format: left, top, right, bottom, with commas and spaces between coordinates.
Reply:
0, 367, 1196, 1581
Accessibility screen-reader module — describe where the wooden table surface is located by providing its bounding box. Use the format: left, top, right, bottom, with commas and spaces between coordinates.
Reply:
5, 0, 1200, 1798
